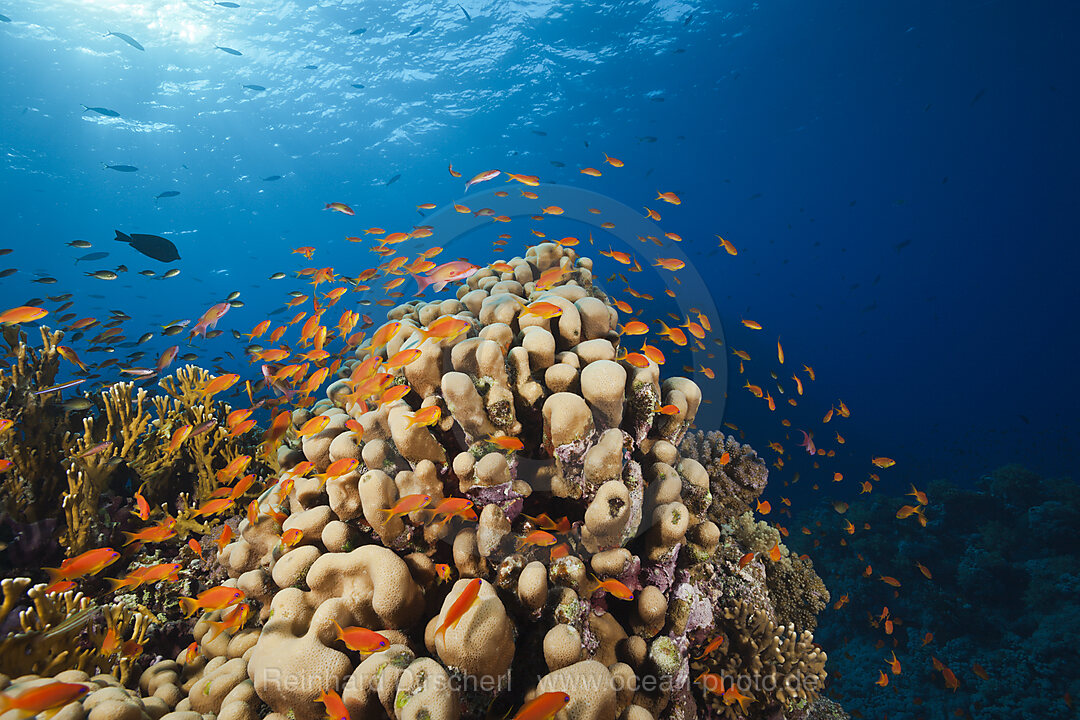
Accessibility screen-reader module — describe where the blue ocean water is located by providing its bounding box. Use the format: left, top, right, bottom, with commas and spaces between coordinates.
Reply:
1, 0, 1078, 716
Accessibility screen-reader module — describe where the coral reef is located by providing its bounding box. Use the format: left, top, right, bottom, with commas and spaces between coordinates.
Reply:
0, 326, 265, 553
795, 464, 1079, 720
202, 244, 833, 720
0, 245, 839, 720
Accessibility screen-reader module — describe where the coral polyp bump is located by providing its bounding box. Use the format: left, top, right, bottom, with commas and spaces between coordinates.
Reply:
0, 243, 839, 720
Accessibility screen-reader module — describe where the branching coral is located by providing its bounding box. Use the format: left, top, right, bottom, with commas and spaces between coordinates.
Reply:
690, 599, 827, 719
0, 577, 157, 684
0, 325, 72, 522
1, 345, 266, 554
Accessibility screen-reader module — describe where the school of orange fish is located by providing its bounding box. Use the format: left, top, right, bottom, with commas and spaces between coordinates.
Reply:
0, 156, 969, 719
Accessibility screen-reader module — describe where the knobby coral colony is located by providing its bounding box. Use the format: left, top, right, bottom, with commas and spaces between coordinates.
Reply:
0, 242, 842, 720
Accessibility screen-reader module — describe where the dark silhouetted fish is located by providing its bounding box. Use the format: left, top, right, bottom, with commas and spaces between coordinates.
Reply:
350, 28, 367, 36
303, 64, 318, 70
114, 230, 181, 262
216, 45, 242, 55
0, 14, 10, 22
458, 5, 471, 21
155, 191, 180, 201
532, 130, 547, 136
262, 175, 282, 181
0, 269, 16, 278
407, 26, 422, 36
82, 105, 120, 117
386, 174, 401, 186
67, 240, 92, 248
214, 1, 240, 6
243, 84, 265, 91
550, 160, 565, 167
351, 83, 365, 89
104, 164, 138, 172
75, 252, 109, 264
970, 88, 986, 106
106, 31, 144, 50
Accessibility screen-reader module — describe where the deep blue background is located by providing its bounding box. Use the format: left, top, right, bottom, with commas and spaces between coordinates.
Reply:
0, 1, 1076, 505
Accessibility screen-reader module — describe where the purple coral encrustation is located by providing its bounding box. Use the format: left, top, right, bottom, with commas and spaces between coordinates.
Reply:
641, 543, 680, 593
465, 481, 524, 521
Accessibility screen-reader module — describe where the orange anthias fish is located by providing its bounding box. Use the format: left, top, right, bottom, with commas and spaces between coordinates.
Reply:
418, 315, 470, 341
382, 494, 431, 520
216, 524, 234, 553
317, 689, 350, 720
385, 348, 422, 368
653, 258, 685, 271
693, 635, 724, 659
520, 301, 563, 320
887, 651, 902, 675
487, 435, 524, 451
280, 528, 303, 548
511, 691, 571, 720
872, 456, 896, 468
45, 547, 120, 581
0, 682, 90, 716
132, 490, 150, 520
896, 504, 922, 520
122, 516, 178, 545
436, 577, 482, 640
166, 424, 193, 452
908, 484, 929, 505
875, 670, 889, 687
298, 415, 330, 437
405, 406, 441, 428
206, 602, 251, 641
519, 530, 557, 549
320, 458, 360, 484
0, 306, 49, 324
331, 620, 388, 655
178, 586, 245, 617
431, 497, 475, 526
590, 576, 633, 601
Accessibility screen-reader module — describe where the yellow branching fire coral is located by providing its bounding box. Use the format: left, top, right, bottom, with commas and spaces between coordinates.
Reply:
0, 577, 156, 684
1, 337, 266, 553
